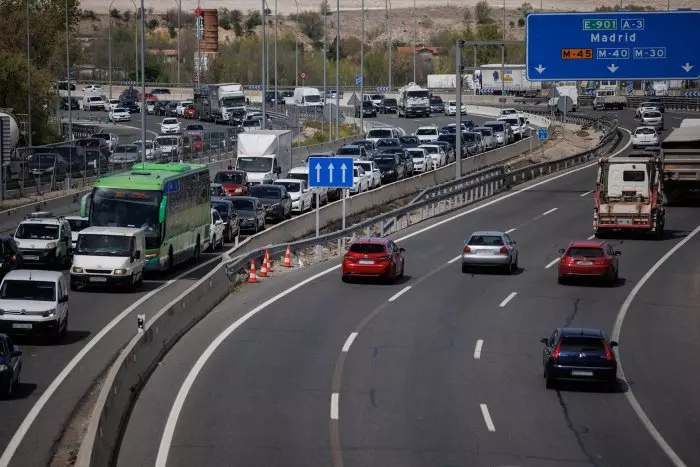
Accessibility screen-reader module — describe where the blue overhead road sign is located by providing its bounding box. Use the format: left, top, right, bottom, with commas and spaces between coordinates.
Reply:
526, 11, 700, 81
308, 157, 354, 189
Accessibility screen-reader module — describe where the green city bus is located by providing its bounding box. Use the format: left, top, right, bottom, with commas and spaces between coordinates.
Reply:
80, 162, 211, 272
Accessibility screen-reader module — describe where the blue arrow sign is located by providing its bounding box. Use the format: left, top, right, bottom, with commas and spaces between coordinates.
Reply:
538, 127, 548, 141
356, 74, 363, 85
526, 11, 700, 81
308, 157, 354, 189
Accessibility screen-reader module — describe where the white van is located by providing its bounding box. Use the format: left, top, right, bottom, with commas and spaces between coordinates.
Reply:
679, 119, 700, 128
293, 87, 323, 107
69, 227, 146, 291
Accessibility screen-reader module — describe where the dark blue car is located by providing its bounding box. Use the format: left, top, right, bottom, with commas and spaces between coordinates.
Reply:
0, 333, 22, 398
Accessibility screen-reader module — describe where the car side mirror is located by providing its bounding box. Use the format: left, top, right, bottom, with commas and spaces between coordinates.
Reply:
59, 295, 69, 303
274, 167, 282, 174
540, 338, 549, 344
134, 250, 141, 259
614, 251, 622, 256
558, 248, 566, 254
610, 341, 619, 347
399, 247, 406, 253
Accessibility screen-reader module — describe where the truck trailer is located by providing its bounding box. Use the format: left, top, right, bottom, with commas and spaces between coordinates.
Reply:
235, 130, 293, 185
473, 64, 541, 97
660, 125, 700, 203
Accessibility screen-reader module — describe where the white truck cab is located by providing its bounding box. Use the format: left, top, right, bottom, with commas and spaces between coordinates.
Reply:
70, 227, 146, 291
293, 87, 323, 107
235, 154, 282, 185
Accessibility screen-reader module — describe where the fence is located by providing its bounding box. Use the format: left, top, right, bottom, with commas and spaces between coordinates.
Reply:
74, 109, 619, 466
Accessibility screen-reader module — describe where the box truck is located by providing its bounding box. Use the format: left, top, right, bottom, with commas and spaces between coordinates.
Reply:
235, 130, 293, 185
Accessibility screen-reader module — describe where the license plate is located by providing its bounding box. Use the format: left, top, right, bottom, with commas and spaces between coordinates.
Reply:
12, 323, 32, 330
24, 255, 38, 261
89, 276, 108, 282
476, 250, 494, 255
618, 218, 632, 224
576, 260, 593, 265
358, 260, 375, 265
571, 370, 594, 377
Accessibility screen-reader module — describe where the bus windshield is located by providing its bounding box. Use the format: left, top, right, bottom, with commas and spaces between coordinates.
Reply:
90, 188, 162, 249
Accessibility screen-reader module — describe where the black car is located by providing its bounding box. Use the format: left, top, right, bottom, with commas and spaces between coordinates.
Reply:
60, 97, 80, 110
353, 139, 378, 158
154, 100, 171, 116
379, 97, 397, 114
429, 96, 444, 113
120, 88, 139, 102
265, 91, 282, 104
0, 236, 22, 280
541, 327, 618, 390
248, 184, 292, 221
56, 80, 75, 91
121, 100, 141, 114
378, 148, 413, 176
372, 154, 405, 183
399, 135, 420, 149
152, 88, 171, 95
355, 101, 377, 118
230, 196, 266, 233
211, 198, 240, 242
375, 138, 402, 150
0, 334, 22, 398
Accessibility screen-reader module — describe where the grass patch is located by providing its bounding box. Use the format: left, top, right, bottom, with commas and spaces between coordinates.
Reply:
293, 120, 361, 147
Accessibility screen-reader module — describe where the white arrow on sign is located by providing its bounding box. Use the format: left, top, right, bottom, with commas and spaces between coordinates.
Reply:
607, 64, 619, 73
340, 163, 348, 183
534, 64, 546, 74
315, 163, 322, 183
682, 62, 694, 73
328, 162, 335, 183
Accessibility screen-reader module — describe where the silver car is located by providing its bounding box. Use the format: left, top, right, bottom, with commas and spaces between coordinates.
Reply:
473, 126, 497, 151
641, 110, 664, 130
462, 230, 519, 274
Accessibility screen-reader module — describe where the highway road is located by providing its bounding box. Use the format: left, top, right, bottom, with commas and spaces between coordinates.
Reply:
0, 108, 503, 465
111, 109, 700, 467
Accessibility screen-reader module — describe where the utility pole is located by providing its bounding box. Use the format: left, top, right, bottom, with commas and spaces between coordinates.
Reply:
65, 0, 72, 141
175, 0, 181, 85
26, 0, 32, 147
274, 0, 278, 108
412, 0, 416, 83
261, 0, 267, 130
140, 0, 147, 163
360, 0, 364, 133
335, 0, 340, 140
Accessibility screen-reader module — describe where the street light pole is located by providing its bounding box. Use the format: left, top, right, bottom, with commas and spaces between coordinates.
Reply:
360, 0, 364, 133
387, 0, 392, 90
294, 0, 299, 87
412, 0, 416, 83
261, 0, 267, 130
335, 0, 339, 140
129, 0, 138, 85
140, 0, 147, 163
196, 0, 202, 86
323, 7, 329, 140
175, 0, 181, 85
274, 0, 278, 107
108, 0, 116, 99
26, 0, 32, 147
66, 0, 72, 141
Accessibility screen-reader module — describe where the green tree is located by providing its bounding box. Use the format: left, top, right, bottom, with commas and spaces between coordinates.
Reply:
246, 10, 262, 34
475, 0, 492, 24
296, 11, 323, 41
517, 17, 525, 27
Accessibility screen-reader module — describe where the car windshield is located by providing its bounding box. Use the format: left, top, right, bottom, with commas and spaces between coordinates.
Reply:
476, 128, 493, 136
336, 147, 360, 155
15, 223, 59, 240
383, 99, 396, 105
114, 108, 127, 113
559, 336, 606, 353
421, 146, 438, 154
214, 172, 244, 184
349, 243, 386, 254
468, 235, 504, 246
186, 125, 203, 131
231, 198, 255, 210
115, 145, 138, 153
567, 247, 604, 258
408, 150, 425, 158
288, 172, 308, 182
29, 154, 56, 164
415, 128, 436, 135
89, 188, 161, 249
644, 112, 662, 118
67, 218, 89, 232
463, 133, 478, 142
355, 162, 372, 172
76, 234, 132, 257
367, 129, 392, 139
93, 134, 110, 140
635, 128, 656, 135
237, 157, 272, 173
249, 186, 282, 199
374, 156, 396, 166
484, 123, 504, 133
0, 280, 56, 301
400, 136, 419, 144
157, 137, 178, 146
274, 181, 300, 192
211, 202, 230, 219
377, 139, 400, 148
430, 97, 442, 104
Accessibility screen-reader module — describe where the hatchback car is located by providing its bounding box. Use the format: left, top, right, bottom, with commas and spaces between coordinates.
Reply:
631, 126, 659, 149
541, 327, 618, 390
341, 237, 405, 283
462, 230, 519, 274
557, 240, 620, 285
641, 110, 664, 130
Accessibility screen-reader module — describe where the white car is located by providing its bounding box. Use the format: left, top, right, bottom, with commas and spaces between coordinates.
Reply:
209, 209, 225, 252
354, 160, 381, 189
418, 144, 447, 168
83, 84, 103, 94
406, 147, 433, 173
91, 132, 119, 152
145, 101, 155, 114
84, 95, 107, 111
107, 99, 121, 111
160, 118, 181, 135
636, 102, 660, 118
631, 126, 660, 149
414, 125, 440, 143
287, 166, 329, 205
350, 166, 369, 194
175, 101, 194, 116
499, 108, 518, 117
155, 135, 183, 160
274, 179, 313, 212
65, 215, 89, 250
498, 116, 523, 140
109, 107, 130, 122
444, 100, 467, 116
132, 140, 162, 161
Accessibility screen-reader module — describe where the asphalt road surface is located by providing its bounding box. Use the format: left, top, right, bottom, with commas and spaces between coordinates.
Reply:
113, 109, 700, 467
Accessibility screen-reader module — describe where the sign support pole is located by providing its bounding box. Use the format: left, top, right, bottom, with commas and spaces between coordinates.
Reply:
455, 41, 462, 180
315, 191, 320, 238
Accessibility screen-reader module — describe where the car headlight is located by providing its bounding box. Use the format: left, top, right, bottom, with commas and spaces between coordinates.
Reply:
0, 364, 7, 372
72, 266, 84, 273
45, 242, 57, 249
42, 309, 56, 317
113, 268, 127, 275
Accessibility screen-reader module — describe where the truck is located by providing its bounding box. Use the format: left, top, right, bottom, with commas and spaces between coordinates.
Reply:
194, 83, 247, 124
293, 87, 323, 108
426, 74, 477, 90
659, 125, 700, 203
473, 64, 541, 97
547, 85, 579, 111
593, 155, 665, 238
592, 89, 626, 110
397, 82, 430, 118
235, 130, 293, 185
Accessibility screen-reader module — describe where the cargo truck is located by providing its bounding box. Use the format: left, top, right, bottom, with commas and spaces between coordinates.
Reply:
592, 89, 626, 110
194, 83, 247, 124
660, 125, 700, 203
397, 82, 430, 118
235, 130, 293, 185
593, 155, 665, 238
473, 64, 541, 97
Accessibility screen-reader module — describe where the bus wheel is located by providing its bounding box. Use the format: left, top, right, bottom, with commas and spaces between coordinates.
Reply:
167, 248, 174, 272
193, 237, 201, 262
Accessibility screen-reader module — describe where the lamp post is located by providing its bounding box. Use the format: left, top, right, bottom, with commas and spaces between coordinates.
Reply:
129, 0, 138, 85
412, 0, 416, 83
195, 2, 202, 87
174, 0, 181, 85
26, 0, 32, 147
335, 0, 340, 140
294, 0, 299, 87
274, 0, 278, 108
108, 0, 116, 99
360, 0, 364, 133
66, 0, 72, 141
261, 0, 267, 130
139, 0, 146, 162
386, 0, 392, 90
323, 7, 329, 140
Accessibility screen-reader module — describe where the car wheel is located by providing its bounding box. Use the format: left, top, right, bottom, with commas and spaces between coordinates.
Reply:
342, 274, 351, 283
545, 369, 557, 389
397, 259, 405, 278
513, 255, 519, 272
461, 263, 469, 274
606, 267, 616, 287
557, 276, 567, 285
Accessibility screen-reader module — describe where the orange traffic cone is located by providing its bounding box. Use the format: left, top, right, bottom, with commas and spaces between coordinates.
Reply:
258, 258, 268, 277
282, 245, 293, 268
265, 249, 273, 272
248, 259, 259, 283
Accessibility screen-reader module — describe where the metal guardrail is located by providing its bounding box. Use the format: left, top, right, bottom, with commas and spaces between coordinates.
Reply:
576, 94, 700, 112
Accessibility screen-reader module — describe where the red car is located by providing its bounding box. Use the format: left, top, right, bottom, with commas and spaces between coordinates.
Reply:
183, 105, 198, 119
342, 237, 405, 283
214, 169, 249, 196
557, 240, 621, 286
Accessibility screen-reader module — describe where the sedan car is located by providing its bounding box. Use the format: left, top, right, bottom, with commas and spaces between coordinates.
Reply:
557, 240, 620, 286
160, 118, 181, 135
211, 198, 240, 242
462, 230, 519, 274
214, 169, 249, 196
418, 144, 446, 168
109, 107, 130, 122
132, 140, 162, 161
635, 102, 660, 118
229, 196, 266, 233
273, 179, 313, 213
110, 144, 140, 165
641, 110, 664, 130
541, 327, 618, 390
354, 160, 381, 189
351, 165, 370, 194
209, 208, 225, 251
631, 126, 659, 149
473, 126, 497, 151
248, 184, 292, 221
0, 333, 22, 398
341, 237, 405, 283
406, 147, 433, 173
444, 100, 467, 116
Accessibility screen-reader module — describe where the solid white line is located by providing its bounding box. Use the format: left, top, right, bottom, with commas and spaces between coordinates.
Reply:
388, 285, 411, 302
474, 339, 484, 359
580, 190, 594, 197
499, 292, 518, 308
0, 252, 226, 467
541, 207, 559, 216
587, 234, 596, 240
505, 228, 517, 234
611, 224, 700, 467
154, 132, 635, 466
447, 255, 461, 264
545, 257, 560, 269
330, 393, 340, 420
480, 404, 496, 432
341, 332, 358, 352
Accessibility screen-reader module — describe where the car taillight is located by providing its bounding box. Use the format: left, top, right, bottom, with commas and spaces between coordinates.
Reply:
376, 256, 390, 261
603, 341, 614, 361
499, 246, 508, 254
463, 245, 471, 253
343, 254, 356, 262
551, 341, 562, 359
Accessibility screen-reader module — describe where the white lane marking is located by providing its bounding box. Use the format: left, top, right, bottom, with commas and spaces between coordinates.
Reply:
611, 224, 700, 467
480, 404, 496, 432
505, 228, 517, 234
587, 234, 596, 240
474, 339, 484, 359
341, 332, 358, 352
154, 132, 635, 465
499, 292, 518, 308
0, 253, 226, 467
545, 257, 560, 269
542, 207, 559, 216
330, 393, 340, 420
447, 255, 462, 264
580, 190, 594, 197
388, 286, 411, 302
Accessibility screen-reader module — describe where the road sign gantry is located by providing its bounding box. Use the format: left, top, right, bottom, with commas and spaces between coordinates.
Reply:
526, 11, 700, 81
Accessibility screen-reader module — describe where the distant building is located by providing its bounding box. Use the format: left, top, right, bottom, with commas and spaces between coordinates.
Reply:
147, 48, 178, 63
396, 46, 440, 60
